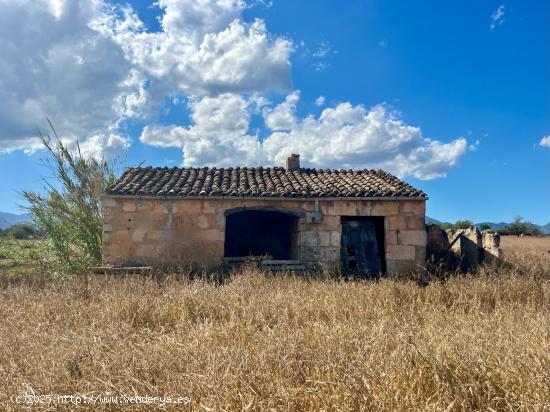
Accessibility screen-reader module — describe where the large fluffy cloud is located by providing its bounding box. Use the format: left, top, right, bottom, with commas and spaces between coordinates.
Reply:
1, 0, 469, 179
140, 92, 468, 179
262, 98, 468, 179
0, 0, 292, 157
140, 93, 262, 165
263, 91, 299, 130
96, 0, 293, 96
0, 0, 137, 157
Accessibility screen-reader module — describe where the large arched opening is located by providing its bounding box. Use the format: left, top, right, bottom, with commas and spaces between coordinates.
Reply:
224, 209, 299, 260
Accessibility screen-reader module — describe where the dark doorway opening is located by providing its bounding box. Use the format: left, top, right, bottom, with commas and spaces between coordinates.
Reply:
341, 217, 386, 277
225, 210, 297, 259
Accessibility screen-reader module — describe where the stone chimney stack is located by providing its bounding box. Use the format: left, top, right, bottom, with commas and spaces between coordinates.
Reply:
286, 154, 300, 171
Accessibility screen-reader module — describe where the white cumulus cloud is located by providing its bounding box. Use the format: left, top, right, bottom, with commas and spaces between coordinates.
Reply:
539, 135, 550, 148
0, 0, 138, 157
101, 1, 293, 97
0, 0, 293, 157
141, 92, 469, 180
262, 95, 468, 180
140, 93, 262, 165
262, 91, 299, 131
1, 0, 470, 180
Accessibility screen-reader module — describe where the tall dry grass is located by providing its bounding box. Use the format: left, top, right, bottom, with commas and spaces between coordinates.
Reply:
0, 241, 548, 411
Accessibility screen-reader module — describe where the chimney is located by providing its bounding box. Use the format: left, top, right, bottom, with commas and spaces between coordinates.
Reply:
286, 154, 300, 171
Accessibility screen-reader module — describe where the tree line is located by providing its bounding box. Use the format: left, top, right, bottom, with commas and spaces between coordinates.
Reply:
0, 222, 43, 239
436, 216, 542, 236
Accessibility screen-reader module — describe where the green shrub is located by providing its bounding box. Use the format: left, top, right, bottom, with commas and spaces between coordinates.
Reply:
21, 128, 116, 277
503, 216, 541, 237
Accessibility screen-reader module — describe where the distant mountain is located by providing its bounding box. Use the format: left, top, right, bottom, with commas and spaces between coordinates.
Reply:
475, 221, 550, 234
475, 221, 509, 230
0, 212, 31, 230
426, 216, 550, 235
535, 223, 550, 235
425, 216, 450, 226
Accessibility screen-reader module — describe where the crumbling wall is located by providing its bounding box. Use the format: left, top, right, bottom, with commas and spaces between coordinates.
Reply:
481, 230, 501, 263
445, 226, 501, 271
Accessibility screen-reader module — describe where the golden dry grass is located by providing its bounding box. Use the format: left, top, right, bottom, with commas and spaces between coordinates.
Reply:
500, 235, 549, 255
0, 239, 548, 411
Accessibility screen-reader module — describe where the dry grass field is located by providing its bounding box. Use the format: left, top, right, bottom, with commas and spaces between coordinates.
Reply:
0, 237, 548, 411
500, 235, 549, 255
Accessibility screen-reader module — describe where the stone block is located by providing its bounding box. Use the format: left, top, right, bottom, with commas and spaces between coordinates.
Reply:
103, 224, 112, 233
399, 230, 427, 246
172, 199, 203, 214
322, 215, 340, 231
301, 246, 320, 261
319, 231, 330, 247
321, 246, 339, 261
386, 245, 416, 261
305, 211, 322, 224
136, 199, 152, 211
482, 231, 500, 249
122, 199, 136, 212
132, 227, 147, 242
102, 197, 118, 208
399, 201, 425, 215
319, 201, 334, 215
197, 214, 209, 229
152, 200, 169, 214
388, 216, 407, 231
355, 201, 372, 215
301, 231, 319, 247
406, 216, 425, 230
385, 230, 398, 245
111, 230, 130, 243
330, 231, 341, 247
200, 229, 224, 242
386, 260, 396, 274
207, 213, 224, 229
147, 230, 170, 241
371, 201, 399, 216
328, 201, 358, 216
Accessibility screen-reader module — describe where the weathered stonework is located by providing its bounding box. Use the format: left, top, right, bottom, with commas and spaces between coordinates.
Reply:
102, 196, 426, 274
445, 226, 502, 271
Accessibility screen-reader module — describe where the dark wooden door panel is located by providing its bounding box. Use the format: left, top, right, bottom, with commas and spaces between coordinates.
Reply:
341, 220, 381, 277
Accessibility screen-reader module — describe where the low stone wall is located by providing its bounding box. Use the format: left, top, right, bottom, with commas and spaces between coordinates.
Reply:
102, 196, 426, 274
445, 226, 501, 271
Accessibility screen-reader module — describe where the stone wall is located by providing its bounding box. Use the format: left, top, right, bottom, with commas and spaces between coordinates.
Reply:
446, 226, 501, 270
102, 196, 426, 274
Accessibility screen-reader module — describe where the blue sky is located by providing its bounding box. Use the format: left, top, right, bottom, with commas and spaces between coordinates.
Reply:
0, 0, 548, 224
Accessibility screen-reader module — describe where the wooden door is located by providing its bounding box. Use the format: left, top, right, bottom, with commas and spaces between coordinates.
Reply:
341, 219, 381, 277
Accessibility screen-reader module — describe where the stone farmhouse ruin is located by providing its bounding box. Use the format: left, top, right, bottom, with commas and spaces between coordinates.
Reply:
102, 154, 429, 276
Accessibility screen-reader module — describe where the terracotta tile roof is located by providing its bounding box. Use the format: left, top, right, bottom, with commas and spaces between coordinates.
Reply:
106, 167, 426, 199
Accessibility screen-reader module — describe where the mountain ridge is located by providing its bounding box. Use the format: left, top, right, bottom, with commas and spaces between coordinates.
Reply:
426, 216, 550, 234
0, 212, 31, 230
